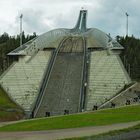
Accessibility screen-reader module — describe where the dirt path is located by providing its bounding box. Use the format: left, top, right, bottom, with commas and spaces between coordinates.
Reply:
0, 121, 140, 140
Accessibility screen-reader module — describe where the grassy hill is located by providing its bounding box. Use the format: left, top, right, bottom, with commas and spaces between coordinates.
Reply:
0, 86, 24, 121
0, 105, 140, 131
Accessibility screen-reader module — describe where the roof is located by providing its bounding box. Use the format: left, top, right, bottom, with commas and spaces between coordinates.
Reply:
8, 10, 123, 56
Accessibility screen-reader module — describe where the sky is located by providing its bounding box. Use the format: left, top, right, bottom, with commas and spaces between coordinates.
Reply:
0, 0, 140, 38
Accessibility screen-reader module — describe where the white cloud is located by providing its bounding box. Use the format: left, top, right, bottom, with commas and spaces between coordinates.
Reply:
0, 0, 140, 38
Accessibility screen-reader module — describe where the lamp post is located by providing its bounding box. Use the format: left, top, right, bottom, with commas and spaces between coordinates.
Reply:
20, 14, 23, 46
125, 12, 129, 36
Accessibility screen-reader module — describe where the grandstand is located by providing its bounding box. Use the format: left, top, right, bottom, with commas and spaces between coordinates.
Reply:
86, 50, 131, 110
0, 51, 51, 113
0, 9, 133, 118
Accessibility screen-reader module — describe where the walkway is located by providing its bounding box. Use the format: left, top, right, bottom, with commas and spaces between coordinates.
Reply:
0, 121, 140, 140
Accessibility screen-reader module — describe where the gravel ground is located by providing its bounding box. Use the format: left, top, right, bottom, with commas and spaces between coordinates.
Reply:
87, 130, 140, 140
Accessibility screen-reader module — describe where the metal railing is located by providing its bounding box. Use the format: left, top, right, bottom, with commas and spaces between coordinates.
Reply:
78, 36, 87, 112
31, 50, 56, 118
98, 82, 136, 109
31, 37, 68, 118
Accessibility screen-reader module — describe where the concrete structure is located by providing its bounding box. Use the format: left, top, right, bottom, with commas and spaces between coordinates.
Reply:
0, 10, 132, 117
86, 50, 131, 110
0, 51, 51, 113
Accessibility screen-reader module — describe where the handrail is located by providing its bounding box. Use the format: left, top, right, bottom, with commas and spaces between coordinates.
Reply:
82, 49, 91, 110
78, 36, 87, 111
98, 82, 137, 109
30, 50, 56, 117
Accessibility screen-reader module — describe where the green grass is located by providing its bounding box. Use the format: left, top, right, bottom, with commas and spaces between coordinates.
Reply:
0, 86, 24, 121
0, 105, 140, 131
0, 87, 17, 108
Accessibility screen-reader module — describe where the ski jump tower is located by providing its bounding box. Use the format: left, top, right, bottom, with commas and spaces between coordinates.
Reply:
0, 10, 131, 117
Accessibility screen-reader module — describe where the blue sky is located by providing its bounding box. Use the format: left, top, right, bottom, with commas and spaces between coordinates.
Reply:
0, 0, 140, 38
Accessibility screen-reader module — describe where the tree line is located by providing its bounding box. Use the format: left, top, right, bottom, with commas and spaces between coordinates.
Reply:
117, 35, 140, 80
0, 33, 140, 80
0, 32, 37, 74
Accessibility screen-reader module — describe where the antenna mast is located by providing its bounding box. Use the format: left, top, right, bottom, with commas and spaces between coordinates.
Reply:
20, 14, 23, 46
126, 12, 129, 36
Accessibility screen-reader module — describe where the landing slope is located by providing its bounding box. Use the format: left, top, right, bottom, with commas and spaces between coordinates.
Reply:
36, 53, 84, 117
